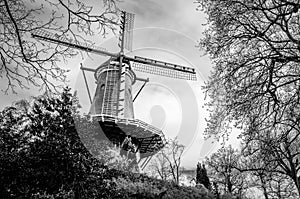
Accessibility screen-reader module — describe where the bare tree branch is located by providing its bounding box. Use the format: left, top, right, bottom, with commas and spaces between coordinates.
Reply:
0, 0, 120, 93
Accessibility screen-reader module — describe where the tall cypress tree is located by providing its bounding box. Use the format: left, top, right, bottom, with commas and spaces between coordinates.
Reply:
196, 162, 211, 190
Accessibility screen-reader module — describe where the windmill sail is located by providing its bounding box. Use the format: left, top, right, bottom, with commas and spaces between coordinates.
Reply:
31, 29, 117, 57
119, 12, 135, 52
130, 56, 197, 81
124, 12, 135, 51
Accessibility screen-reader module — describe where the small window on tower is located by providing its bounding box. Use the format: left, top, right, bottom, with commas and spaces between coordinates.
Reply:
101, 84, 105, 89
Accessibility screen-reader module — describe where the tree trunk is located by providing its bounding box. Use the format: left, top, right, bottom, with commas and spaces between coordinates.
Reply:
289, 162, 300, 197
213, 182, 220, 199
176, 166, 179, 185
258, 174, 269, 199
226, 176, 232, 193
293, 176, 300, 197
262, 186, 269, 199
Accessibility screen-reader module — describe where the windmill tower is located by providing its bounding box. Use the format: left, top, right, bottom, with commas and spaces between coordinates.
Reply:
32, 11, 197, 169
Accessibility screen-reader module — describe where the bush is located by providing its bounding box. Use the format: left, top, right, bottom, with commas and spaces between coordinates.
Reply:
0, 89, 216, 198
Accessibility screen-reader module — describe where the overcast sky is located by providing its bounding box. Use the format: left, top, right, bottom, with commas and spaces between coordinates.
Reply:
0, 0, 241, 169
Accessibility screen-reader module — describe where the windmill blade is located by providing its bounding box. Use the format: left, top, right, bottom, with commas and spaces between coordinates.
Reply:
31, 29, 117, 57
129, 56, 197, 81
124, 12, 134, 51
119, 11, 135, 52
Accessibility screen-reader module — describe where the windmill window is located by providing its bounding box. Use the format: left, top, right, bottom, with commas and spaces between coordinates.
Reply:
101, 84, 105, 89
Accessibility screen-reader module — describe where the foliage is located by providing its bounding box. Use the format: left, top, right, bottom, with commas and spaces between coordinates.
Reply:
147, 147, 170, 180
237, 147, 299, 199
240, 118, 300, 197
74, 116, 134, 172
197, 0, 300, 195
198, 0, 300, 141
0, 0, 119, 93
0, 87, 93, 197
147, 137, 185, 184
196, 162, 212, 190
205, 146, 247, 198
263, 173, 298, 199
0, 88, 217, 198
96, 142, 134, 171
112, 174, 216, 199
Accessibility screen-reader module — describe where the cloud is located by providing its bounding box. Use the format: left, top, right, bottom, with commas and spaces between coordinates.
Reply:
119, 0, 206, 39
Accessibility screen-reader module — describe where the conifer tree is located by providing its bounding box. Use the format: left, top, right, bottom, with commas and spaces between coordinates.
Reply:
196, 162, 211, 190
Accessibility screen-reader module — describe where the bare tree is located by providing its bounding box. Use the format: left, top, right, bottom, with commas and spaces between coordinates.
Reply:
197, 0, 300, 140
197, 0, 300, 195
0, 0, 119, 93
147, 149, 170, 181
237, 150, 298, 199
205, 145, 247, 197
267, 173, 298, 199
163, 138, 185, 184
147, 137, 185, 184
240, 120, 300, 196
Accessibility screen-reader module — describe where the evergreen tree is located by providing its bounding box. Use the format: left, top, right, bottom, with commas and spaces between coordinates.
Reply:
0, 88, 95, 198
196, 162, 211, 190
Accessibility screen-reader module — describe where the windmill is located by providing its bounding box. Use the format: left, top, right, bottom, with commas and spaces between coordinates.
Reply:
31, 11, 197, 169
